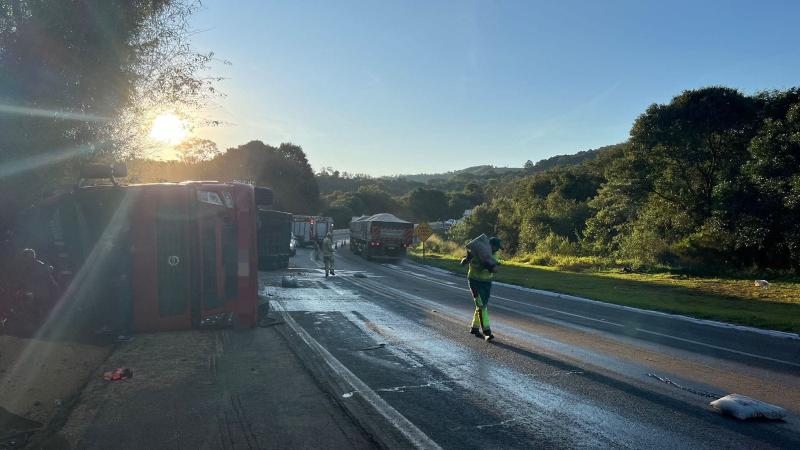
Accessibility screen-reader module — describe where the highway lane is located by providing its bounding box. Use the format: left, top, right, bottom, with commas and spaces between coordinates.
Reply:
266, 244, 800, 449
332, 228, 800, 373
393, 260, 800, 371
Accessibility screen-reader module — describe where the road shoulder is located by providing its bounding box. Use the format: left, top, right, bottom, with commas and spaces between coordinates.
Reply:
48, 327, 377, 449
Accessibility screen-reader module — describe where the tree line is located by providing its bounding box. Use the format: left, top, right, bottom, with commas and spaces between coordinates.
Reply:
54, 85, 800, 274
127, 140, 321, 214
454, 87, 800, 273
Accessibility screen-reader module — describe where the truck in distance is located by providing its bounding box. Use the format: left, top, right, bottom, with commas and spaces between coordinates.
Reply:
292, 215, 334, 247
349, 213, 414, 261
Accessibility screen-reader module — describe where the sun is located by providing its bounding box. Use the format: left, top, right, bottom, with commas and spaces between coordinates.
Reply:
149, 113, 188, 145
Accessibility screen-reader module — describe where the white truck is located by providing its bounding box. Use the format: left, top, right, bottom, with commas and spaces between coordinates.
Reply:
292, 215, 334, 247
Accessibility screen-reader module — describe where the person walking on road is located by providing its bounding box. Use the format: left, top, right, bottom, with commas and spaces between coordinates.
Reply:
322, 232, 335, 277
461, 236, 502, 341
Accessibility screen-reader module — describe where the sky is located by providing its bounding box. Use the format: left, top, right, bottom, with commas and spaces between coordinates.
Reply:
188, 0, 800, 176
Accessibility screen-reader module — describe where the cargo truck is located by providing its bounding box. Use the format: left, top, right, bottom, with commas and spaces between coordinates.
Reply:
349, 213, 414, 260
292, 215, 333, 247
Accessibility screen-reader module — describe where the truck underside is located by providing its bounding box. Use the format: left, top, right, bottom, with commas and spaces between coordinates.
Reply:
349, 239, 407, 260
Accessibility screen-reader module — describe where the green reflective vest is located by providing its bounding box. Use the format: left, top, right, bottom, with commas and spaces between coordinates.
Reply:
467, 253, 497, 281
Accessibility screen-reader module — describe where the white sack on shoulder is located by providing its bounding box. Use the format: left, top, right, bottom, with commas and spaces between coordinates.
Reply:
709, 394, 787, 420
466, 234, 494, 266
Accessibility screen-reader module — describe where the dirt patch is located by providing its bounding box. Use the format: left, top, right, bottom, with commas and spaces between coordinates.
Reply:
57, 331, 220, 449
0, 335, 111, 443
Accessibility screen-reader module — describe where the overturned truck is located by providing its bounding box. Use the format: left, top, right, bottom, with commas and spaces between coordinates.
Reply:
349, 213, 414, 261
14, 164, 267, 334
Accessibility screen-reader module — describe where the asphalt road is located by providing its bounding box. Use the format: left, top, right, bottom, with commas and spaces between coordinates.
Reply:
268, 242, 800, 449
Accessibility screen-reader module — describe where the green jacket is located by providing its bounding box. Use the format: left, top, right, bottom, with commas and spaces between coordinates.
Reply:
322, 237, 334, 256
464, 251, 498, 281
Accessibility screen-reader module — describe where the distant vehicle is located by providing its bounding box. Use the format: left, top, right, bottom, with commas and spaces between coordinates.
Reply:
256, 210, 292, 270
289, 233, 297, 256
314, 216, 334, 243
349, 213, 414, 260
292, 215, 313, 247
292, 215, 334, 247
19, 164, 263, 333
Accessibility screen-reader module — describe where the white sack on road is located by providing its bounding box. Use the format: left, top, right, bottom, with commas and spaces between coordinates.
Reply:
709, 394, 787, 420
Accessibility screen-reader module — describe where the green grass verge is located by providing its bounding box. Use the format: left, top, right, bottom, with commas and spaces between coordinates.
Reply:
408, 250, 800, 333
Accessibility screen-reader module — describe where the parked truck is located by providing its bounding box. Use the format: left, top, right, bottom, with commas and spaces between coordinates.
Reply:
256, 210, 293, 270
292, 215, 334, 247
349, 213, 414, 260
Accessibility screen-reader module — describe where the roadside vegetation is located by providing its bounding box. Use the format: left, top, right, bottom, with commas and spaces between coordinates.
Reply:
329, 86, 800, 332
409, 236, 800, 333
323, 88, 800, 276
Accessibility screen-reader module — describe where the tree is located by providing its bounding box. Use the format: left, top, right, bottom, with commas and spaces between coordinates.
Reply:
451, 204, 498, 243
176, 138, 220, 163
209, 141, 320, 214
446, 192, 473, 219
322, 205, 356, 230
356, 186, 397, 214
0, 0, 216, 219
463, 182, 484, 204
407, 188, 449, 221
523, 159, 535, 172
740, 90, 800, 268
627, 87, 758, 223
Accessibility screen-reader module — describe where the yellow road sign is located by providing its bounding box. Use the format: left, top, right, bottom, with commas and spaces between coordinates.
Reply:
415, 222, 433, 242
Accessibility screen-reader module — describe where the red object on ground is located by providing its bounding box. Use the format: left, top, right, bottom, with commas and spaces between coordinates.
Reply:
103, 367, 133, 381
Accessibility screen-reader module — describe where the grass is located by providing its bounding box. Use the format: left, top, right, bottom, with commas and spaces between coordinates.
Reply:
408, 246, 800, 333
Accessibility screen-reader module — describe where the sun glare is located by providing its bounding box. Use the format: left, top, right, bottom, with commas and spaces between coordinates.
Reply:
149, 113, 188, 145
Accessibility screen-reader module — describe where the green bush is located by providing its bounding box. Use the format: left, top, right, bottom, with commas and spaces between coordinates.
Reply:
423, 234, 463, 257
536, 233, 579, 256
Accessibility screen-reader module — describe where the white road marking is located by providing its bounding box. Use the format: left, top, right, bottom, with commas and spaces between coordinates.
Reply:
634, 328, 800, 368
274, 301, 442, 450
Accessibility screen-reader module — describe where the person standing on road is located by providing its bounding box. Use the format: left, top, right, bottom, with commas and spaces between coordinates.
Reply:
460, 236, 502, 341
322, 232, 335, 277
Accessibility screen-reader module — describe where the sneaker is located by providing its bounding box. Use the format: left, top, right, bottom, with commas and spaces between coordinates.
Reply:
331, 270, 335, 276
484, 334, 495, 341
469, 328, 484, 338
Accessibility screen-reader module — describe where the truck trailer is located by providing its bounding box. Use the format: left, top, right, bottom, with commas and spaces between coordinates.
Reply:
256, 210, 292, 270
292, 215, 334, 247
349, 213, 414, 260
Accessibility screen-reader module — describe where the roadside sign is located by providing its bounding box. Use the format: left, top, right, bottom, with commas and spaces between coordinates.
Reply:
415, 222, 433, 242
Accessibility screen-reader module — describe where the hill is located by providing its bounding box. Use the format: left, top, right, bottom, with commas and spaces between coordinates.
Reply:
401, 165, 523, 183
526, 144, 624, 174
